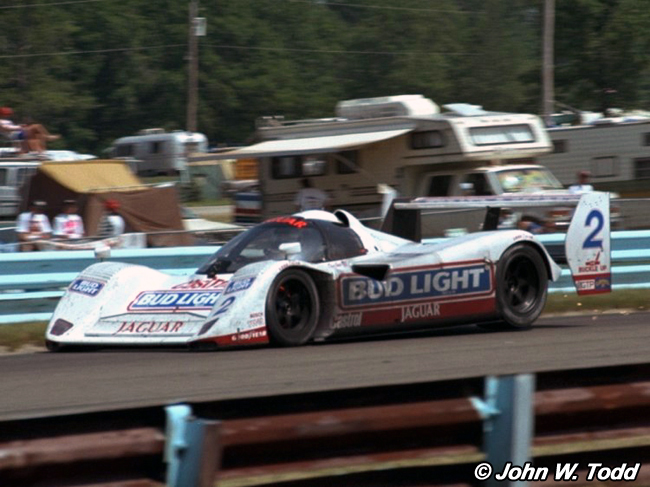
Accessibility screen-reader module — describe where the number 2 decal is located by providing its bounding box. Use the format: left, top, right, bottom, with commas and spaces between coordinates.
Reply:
583, 209, 604, 249
214, 296, 235, 315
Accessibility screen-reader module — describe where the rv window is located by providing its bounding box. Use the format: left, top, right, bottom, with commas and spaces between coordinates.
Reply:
634, 158, 650, 179
150, 141, 163, 154
469, 124, 535, 146
303, 156, 327, 176
271, 156, 302, 179
552, 140, 568, 153
0, 169, 7, 186
411, 131, 444, 149
335, 151, 358, 174
426, 175, 453, 197
591, 157, 616, 178
116, 144, 134, 157
644, 133, 650, 146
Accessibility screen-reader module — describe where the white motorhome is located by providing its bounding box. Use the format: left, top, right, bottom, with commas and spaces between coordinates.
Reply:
541, 114, 650, 196
212, 95, 552, 222
110, 129, 208, 175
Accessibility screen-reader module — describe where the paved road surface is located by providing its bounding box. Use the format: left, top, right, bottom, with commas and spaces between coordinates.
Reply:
1, 312, 648, 421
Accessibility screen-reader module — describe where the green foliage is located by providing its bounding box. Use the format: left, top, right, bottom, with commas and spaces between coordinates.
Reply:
1, 0, 649, 154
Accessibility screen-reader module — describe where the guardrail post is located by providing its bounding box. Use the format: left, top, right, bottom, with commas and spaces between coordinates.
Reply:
165, 404, 222, 487
473, 374, 536, 487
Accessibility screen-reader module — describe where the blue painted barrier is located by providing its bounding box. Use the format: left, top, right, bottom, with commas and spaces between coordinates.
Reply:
2, 231, 650, 324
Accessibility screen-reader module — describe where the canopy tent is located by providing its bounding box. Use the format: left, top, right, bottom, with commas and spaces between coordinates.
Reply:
206, 128, 414, 160
23, 160, 193, 247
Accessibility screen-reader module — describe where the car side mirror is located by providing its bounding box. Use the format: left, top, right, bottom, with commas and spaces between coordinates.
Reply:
279, 242, 301, 256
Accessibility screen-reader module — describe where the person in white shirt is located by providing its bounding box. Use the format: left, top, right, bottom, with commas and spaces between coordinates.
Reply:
294, 178, 329, 212
97, 199, 125, 238
16, 200, 52, 251
568, 170, 594, 194
53, 199, 85, 239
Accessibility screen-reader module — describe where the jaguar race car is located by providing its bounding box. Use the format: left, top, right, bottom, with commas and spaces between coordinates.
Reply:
45, 192, 611, 351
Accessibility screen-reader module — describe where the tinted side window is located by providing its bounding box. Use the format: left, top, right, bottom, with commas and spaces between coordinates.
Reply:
320, 222, 366, 261
0, 169, 7, 186
271, 156, 302, 179
426, 175, 452, 196
461, 173, 493, 195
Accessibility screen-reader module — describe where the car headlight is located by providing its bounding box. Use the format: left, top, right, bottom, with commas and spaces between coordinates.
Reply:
50, 319, 74, 336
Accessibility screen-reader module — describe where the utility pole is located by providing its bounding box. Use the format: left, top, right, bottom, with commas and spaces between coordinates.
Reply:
186, 0, 199, 133
542, 0, 555, 126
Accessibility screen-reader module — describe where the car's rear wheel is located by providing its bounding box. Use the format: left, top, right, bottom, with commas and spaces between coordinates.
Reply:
494, 244, 548, 330
265, 269, 319, 346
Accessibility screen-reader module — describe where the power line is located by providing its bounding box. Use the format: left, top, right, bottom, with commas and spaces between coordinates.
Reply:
0, 0, 108, 9
255, 0, 482, 15
206, 44, 479, 56
0, 44, 186, 59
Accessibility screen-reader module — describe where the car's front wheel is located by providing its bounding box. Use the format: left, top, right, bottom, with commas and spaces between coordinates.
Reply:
495, 244, 548, 329
265, 269, 320, 346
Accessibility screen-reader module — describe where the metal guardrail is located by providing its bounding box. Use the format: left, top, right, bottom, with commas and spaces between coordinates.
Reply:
1, 364, 649, 486
1, 231, 650, 324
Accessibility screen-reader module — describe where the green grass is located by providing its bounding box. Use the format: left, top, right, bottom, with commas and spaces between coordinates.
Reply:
0, 291, 646, 353
0, 321, 47, 352
544, 289, 649, 315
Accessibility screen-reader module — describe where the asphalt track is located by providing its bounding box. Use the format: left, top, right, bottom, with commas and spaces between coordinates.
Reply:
1, 312, 649, 421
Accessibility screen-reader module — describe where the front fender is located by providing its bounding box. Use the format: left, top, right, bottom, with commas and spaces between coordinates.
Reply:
193, 260, 334, 346
46, 262, 179, 342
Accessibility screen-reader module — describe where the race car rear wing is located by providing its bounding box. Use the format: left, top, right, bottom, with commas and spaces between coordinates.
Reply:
382, 192, 612, 295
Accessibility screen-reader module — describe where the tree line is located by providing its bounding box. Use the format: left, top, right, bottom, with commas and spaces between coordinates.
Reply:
1, 0, 649, 155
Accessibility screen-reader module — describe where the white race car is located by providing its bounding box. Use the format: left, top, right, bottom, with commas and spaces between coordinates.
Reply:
45, 193, 611, 351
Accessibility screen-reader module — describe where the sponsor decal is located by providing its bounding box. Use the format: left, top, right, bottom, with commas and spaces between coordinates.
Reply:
576, 279, 596, 291
114, 321, 185, 334
266, 216, 308, 228
248, 311, 264, 327
69, 278, 104, 297
172, 278, 227, 290
225, 277, 255, 295
595, 276, 611, 290
128, 290, 221, 311
341, 263, 491, 308
331, 312, 362, 330
578, 252, 609, 274
401, 302, 441, 322
230, 328, 267, 342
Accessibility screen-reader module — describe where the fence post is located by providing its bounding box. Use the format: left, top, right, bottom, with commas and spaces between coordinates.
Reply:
165, 404, 222, 487
473, 374, 536, 487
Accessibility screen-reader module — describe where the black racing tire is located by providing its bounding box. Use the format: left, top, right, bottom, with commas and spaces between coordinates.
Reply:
265, 269, 320, 346
495, 244, 548, 330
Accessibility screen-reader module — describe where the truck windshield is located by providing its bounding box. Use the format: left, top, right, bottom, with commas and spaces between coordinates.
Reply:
495, 168, 563, 193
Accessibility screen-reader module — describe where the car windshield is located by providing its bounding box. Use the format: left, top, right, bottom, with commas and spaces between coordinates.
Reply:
196, 217, 327, 275
495, 168, 563, 193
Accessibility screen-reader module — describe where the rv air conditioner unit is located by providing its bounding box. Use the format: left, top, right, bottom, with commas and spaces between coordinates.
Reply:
335, 94, 440, 120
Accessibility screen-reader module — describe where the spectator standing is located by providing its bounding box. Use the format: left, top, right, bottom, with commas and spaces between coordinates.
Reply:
97, 199, 125, 238
16, 200, 52, 251
294, 178, 329, 212
53, 199, 85, 239
568, 170, 594, 194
